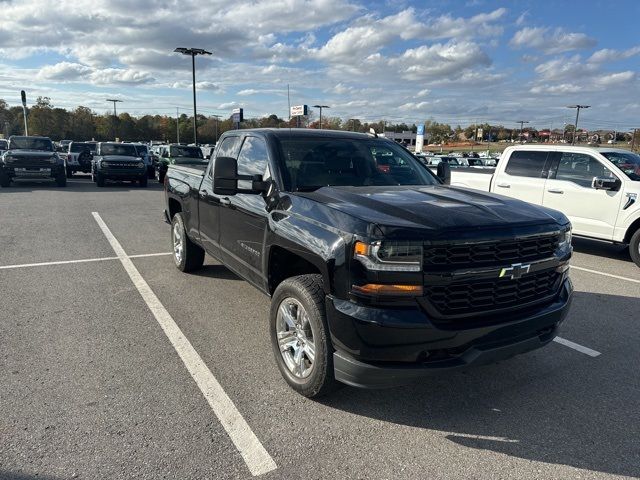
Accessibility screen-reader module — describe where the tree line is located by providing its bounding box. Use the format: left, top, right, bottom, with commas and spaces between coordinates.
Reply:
0, 97, 615, 145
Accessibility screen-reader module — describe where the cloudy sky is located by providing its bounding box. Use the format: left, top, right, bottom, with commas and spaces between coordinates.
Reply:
0, 0, 639, 131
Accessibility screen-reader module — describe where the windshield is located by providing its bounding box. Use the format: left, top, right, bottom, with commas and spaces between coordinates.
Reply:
601, 151, 640, 181
8, 137, 53, 151
170, 146, 203, 158
100, 143, 138, 156
133, 144, 148, 154
70, 142, 92, 153
277, 137, 439, 191
0, 139, 8, 149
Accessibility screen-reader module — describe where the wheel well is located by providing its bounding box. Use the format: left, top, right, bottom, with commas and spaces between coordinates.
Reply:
269, 246, 321, 294
168, 198, 182, 220
624, 217, 640, 243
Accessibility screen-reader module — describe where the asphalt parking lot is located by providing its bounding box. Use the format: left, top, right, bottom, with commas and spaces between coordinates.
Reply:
1, 176, 639, 480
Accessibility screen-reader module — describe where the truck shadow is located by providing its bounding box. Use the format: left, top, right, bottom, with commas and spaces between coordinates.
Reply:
572, 237, 632, 262
319, 291, 640, 478
195, 263, 241, 281
0, 471, 62, 480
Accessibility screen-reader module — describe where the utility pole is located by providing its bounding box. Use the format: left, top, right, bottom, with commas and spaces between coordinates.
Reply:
312, 105, 329, 129
631, 128, 638, 152
106, 99, 122, 117
517, 120, 529, 143
567, 105, 590, 145
174, 47, 212, 145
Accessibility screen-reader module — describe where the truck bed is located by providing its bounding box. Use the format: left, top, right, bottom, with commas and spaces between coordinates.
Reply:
428, 166, 494, 191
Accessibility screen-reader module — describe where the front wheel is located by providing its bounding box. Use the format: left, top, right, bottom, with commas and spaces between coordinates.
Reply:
55, 173, 67, 187
270, 274, 340, 398
630, 229, 640, 268
0, 172, 10, 187
171, 213, 205, 272
66, 167, 73, 178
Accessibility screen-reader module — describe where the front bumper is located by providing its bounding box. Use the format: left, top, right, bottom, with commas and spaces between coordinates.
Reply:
1, 164, 64, 179
97, 167, 146, 180
329, 278, 573, 389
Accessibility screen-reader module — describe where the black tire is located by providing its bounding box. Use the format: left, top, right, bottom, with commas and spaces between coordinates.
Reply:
157, 170, 165, 183
0, 172, 10, 188
55, 173, 67, 187
96, 173, 105, 187
171, 213, 205, 272
139, 175, 148, 188
66, 167, 73, 178
270, 274, 340, 398
630, 229, 640, 268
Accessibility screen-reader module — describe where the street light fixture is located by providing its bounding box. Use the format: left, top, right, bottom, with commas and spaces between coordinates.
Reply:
106, 99, 122, 117
517, 120, 529, 143
312, 105, 330, 129
567, 105, 590, 145
174, 47, 212, 144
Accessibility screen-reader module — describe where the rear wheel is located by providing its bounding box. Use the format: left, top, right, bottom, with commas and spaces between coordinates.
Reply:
0, 172, 10, 187
630, 229, 640, 268
66, 167, 73, 178
171, 213, 205, 272
270, 274, 340, 398
157, 170, 165, 183
55, 173, 67, 187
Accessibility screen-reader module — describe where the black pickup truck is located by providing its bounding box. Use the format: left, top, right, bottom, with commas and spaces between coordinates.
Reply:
0, 136, 66, 187
164, 129, 573, 397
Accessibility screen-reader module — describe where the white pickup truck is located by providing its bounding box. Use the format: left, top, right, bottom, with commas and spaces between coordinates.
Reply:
443, 145, 640, 267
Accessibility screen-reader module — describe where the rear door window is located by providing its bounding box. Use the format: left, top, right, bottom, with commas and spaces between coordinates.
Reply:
553, 152, 612, 187
505, 151, 549, 178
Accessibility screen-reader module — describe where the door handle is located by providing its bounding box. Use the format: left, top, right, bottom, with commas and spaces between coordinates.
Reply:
496, 183, 511, 188
199, 189, 208, 198
220, 197, 231, 206
547, 188, 564, 194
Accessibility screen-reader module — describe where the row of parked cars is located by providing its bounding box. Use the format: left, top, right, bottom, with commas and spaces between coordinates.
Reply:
0, 136, 210, 188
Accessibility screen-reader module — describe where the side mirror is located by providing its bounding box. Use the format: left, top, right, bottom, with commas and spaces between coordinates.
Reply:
213, 156, 239, 195
437, 161, 451, 185
592, 176, 620, 191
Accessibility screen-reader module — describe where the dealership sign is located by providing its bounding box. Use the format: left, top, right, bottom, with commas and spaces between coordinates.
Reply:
231, 108, 244, 124
290, 105, 308, 117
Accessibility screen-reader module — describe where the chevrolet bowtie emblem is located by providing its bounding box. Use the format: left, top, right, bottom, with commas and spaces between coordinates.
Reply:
499, 263, 531, 280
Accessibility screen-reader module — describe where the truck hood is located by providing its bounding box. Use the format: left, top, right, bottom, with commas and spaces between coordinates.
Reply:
296, 185, 568, 237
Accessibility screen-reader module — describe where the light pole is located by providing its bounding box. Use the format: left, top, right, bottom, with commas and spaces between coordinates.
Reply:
313, 105, 329, 129
174, 47, 212, 145
106, 99, 122, 117
176, 107, 180, 143
567, 105, 590, 145
631, 128, 639, 152
517, 120, 529, 143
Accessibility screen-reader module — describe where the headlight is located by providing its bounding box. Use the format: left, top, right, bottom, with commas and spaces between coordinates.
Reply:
558, 227, 572, 249
3, 155, 16, 163
354, 241, 422, 272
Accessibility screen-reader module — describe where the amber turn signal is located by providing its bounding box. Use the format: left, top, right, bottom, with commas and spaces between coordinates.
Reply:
354, 241, 369, 256
352, 283, 423, 296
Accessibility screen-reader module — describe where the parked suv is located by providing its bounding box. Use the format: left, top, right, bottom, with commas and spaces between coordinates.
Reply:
65, 141, 96, 177
91, 142, 147, 187
0, 136, 66, 187
155, 144, 206, 183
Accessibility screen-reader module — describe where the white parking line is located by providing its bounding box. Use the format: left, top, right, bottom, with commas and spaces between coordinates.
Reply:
572, 266, 640, 284
92, 212, 276, 477
0, 253, 171, 271
553, 336, 601, 357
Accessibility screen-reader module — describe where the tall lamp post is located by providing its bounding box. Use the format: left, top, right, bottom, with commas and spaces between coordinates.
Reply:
174, 47, 212, 145
567, 105, 590, 145
313, 105, 330, 129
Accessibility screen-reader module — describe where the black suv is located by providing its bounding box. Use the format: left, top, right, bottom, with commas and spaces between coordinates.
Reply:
0, 136, 66, 187
92, 142, 148, 187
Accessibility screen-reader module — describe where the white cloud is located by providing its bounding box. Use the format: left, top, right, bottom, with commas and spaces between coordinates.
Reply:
588, 46, 640, 63
510, 27, 596, 54
38, 62, 92, 81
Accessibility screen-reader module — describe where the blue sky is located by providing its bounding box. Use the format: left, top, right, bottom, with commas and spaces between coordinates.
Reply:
0, 0, 638, 132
